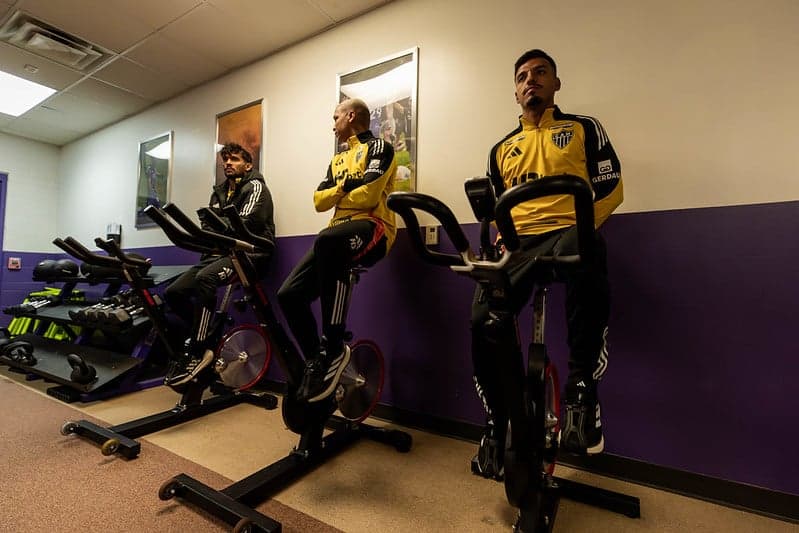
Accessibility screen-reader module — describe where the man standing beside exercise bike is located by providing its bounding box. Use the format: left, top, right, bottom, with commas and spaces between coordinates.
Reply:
472, 49, 623, 477
164, 142, 275, 387
278, 98, 397, 403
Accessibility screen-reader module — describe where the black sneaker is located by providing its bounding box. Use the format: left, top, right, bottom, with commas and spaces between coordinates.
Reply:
298, 345, 351, 403
163, 359, 183, 386
560, 380, 604, 455
471, 418, 506, 480
164, 349, 214, 387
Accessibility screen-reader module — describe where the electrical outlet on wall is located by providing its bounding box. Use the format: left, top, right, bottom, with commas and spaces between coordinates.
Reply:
424, 225, 439, 245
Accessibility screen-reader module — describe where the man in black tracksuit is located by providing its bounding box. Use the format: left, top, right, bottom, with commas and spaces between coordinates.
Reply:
164, 142, 275, 386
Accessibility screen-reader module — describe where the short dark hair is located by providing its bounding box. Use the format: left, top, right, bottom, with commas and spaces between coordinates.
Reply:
514, 49, 557, 76
220, 142, 253, 164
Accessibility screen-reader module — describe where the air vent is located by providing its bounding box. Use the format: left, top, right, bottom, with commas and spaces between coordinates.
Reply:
0, 10, 113, 71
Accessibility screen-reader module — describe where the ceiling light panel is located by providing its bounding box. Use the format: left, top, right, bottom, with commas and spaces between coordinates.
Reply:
0, 69, 56, 116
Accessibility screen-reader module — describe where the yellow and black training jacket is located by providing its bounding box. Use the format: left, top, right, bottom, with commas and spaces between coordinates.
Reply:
314, 130, 398, 250
488, 106, 623, 235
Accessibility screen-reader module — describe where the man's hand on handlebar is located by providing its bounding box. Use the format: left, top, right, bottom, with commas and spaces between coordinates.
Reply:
199, 209, 232, 235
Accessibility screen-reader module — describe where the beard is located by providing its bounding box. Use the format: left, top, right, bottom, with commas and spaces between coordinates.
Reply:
225, 168, 247, 180
525, 95, 544, 108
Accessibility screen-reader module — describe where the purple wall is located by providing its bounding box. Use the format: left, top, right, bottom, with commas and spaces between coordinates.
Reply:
598, 201, 799, 496
251, 201, 799, 496
2, 200, 797, 496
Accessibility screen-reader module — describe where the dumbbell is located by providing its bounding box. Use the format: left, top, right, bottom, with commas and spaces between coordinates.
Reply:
98, 304, 145, 326
69, 304, 101, 324
111, 306, 146, 326
3, 303, 34, 316
8, 297, 59, 316
66, 353, 97, 384
109, 290, 135, 306
82, 302, 118, 322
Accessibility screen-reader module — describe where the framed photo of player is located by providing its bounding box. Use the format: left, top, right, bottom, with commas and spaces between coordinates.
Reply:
135, 131, 173, 229
337, 47, 418, 192
215, 99, 263, 186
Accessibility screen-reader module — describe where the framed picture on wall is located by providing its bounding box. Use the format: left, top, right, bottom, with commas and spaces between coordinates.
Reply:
337, 47, 419, 192
135, 131, 173, 229
215, 100, 263, 186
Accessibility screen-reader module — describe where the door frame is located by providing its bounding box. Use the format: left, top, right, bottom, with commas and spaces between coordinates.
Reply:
0, 172, 7, 290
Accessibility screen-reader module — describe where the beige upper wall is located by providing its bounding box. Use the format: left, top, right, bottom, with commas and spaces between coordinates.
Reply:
0, 132, 59, 251
51, 0, 799, 249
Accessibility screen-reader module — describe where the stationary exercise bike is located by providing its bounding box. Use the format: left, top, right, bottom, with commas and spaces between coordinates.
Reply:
56, 235, 277, 459
387, 175, 640, 532
147, 202, 412, 533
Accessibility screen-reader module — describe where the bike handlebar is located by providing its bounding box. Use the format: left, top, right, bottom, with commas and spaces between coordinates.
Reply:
385, 192, 470, 267
496, 175, 595, 262
162, 204, 252, 253
387, 174, 596, 272
144, 205, 220, 256
53, 237, 113, 268
55, 237, 121, 269
93, 237, 152, 272
221, 205, 275, 254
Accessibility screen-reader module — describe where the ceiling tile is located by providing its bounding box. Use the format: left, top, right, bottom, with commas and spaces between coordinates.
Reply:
27, 92, 124, 133
159, 1, 333, 68
2, 114, 84, 145
105, 0, 203, 29
208, 0, 330, 25
125, 33, 229, 87
67, 78, 152, 115
311, 0, 390, 22
0, 41, 84, 90
91, 57, 189, 100
157, 3, 241, 68
17, 0, 154, 52
239, 2, 332, 54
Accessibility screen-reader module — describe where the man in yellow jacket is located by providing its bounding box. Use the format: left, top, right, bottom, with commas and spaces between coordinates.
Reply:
278, 98, 397, 403
472, 49, 623, 480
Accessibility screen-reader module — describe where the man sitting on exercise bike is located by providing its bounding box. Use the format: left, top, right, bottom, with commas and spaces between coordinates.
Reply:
164, 142, 275, 387
472, 49, 623, 477
278, 98, 397, 403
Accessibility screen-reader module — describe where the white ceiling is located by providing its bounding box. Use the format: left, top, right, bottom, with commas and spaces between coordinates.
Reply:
0, 0, 392, 146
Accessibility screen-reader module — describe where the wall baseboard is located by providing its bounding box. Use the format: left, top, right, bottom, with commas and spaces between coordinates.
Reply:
557, 450, 799, 525
369, 402, 799, 524
259, 380, 798, 524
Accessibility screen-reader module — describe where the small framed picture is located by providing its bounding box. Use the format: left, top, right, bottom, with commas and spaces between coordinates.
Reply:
337, 48, 419, 192
135, 131, 172, 229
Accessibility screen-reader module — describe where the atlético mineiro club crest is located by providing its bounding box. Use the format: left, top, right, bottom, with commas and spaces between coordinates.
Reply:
551, 129, 573, 149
